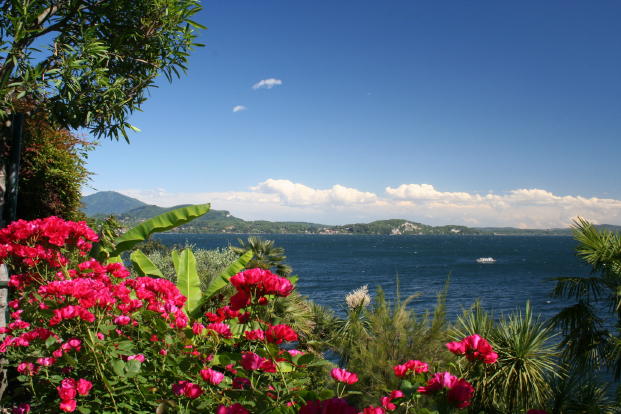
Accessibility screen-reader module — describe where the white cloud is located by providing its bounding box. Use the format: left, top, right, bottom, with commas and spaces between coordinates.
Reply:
252, 179, 377, 206
116, 180, 621, 228
386, 184, 475, 202
252, 78, 282, 90
232, 105, 247, 113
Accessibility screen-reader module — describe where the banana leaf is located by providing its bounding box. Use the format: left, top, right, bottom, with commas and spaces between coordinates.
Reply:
130, 249, 164, 278
192, 250, 253, 318
174, 248, 202, 316
111, 204, 210, 255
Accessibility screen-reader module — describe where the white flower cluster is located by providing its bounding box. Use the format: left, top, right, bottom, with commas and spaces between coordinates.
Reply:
345, 285, 371, 310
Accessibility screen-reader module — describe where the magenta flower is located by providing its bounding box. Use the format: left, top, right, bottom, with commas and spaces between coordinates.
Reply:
241, 352, 264, 371
76, 378, 92, 396
330, 367, 359, 384
200, 368, 224, 385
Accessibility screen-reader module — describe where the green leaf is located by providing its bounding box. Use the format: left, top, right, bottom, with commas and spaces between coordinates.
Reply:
276, 361, 294, 373
175, 248, 202, 315
112, 204, 210, 255
130, 249, 164, 277
111, 360, 126, 377
193, 250, 253, 318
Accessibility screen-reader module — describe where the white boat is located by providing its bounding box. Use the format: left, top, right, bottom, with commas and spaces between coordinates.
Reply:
476, 257, 496, 264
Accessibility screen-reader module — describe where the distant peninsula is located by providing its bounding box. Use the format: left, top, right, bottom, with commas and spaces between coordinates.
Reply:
81, 191, 620, 236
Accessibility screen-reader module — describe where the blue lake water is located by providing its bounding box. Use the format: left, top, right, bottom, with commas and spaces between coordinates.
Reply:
155, 234, 589, 320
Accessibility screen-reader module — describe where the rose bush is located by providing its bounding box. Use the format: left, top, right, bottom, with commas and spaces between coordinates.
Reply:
0, 217, 531, 413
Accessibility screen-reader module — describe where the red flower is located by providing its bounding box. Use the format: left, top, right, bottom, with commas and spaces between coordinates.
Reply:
206, 323, 232, 339
59, 399, 77, 412
299, 398, 358, 414
446, 334, 498, 364
330, 368, 358, 384
447, 379, 475, 409
418, 372, 474, 409
363, 407, 385, 414
241, 352, 264, 371
57, 378, 77, 401
12, 403, 30, 414
17, 362, 37, 376
171, 381, 203, 399
393, 360, 429, 377
200, 368, 224, 385
232, 377, 250, 389
76, 378, 92, 396
192, 323, 205, 335
217, 403, 249, 414
244, 329, 265, 341
266, 324, 298, 344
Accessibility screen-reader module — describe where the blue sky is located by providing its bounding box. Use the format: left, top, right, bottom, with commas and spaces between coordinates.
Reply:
85, 1, 621, 227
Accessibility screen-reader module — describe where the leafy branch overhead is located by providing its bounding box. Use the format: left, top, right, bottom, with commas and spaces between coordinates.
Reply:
0, 0, 205, 140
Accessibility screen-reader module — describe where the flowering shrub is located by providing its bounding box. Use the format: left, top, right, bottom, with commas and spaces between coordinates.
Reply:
0, 217, 540, 413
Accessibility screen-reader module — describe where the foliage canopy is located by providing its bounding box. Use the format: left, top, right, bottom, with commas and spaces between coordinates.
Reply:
0, 0, 204, 140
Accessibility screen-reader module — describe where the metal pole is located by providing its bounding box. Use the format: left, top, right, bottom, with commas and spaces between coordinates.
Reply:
0, 112, 24, 401
4, 112, 24, 224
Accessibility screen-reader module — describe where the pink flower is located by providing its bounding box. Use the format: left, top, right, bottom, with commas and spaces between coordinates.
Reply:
172, 380, 188, 396
200, 368, 224, 385
299, 398, 358, 414
113, 315, 131, 325
390, 390, 404, 399
184, 382, 203, 399
76, 378, 93, 396
446, 334, 498, 364
232, 377, 250, 389
127, 354, 145, 362
159, 349, 168, 356
447, 378, 475, 408
17, 362, 37, 376
330, 368, 358, 384
171, 380, 203, 398
241, 352, 264, 371
206, 323, 232, 339
266, 324, 298, 344
393, 360, 428, 377
244, 329, 265, 341
57, 378, 77, 401
59, 399, 77, 412
36, 357, 56, 367
381, 396, 396, 410
216, 403, 249, 414
12, 403, 30, 414
192, 323, 205, 335
418, 372, 474, 409
363, 407, 385, 414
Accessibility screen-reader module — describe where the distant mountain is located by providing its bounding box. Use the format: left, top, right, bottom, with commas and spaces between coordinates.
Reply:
81, 191, 147, 216
81, 191, 620, 236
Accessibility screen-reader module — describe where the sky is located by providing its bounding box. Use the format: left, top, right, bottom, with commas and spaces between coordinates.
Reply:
84, 0, 621, 228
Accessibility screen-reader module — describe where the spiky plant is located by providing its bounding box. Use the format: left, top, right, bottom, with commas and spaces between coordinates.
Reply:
550, 218, 621, 377
338, 282, 451, 407
451, 302, 560, 413
548, 369, 619, 414
231, 236, 293, 277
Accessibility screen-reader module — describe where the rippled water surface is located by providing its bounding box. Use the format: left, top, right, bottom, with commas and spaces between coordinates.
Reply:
155, 234, 589, 320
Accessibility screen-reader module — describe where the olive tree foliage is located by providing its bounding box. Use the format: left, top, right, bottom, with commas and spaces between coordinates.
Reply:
0, 0, 204, 140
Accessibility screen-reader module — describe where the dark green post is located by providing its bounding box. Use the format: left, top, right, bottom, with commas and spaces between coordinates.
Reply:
0, 112, 24, 400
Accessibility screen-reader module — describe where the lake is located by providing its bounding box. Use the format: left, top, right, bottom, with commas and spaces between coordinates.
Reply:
154, 234, 590, 321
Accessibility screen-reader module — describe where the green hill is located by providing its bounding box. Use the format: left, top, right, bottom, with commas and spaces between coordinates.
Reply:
81, 191, 619, 236
81, 191, 147, 216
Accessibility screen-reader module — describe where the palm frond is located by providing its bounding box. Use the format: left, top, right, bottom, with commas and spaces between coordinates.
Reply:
551, 276, 607, 302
